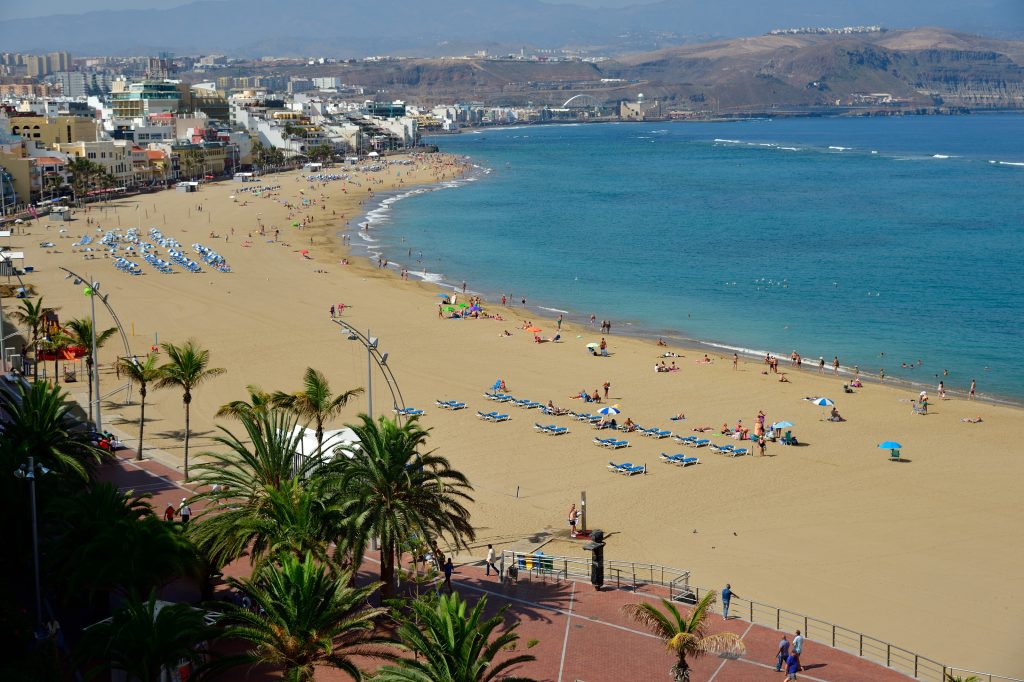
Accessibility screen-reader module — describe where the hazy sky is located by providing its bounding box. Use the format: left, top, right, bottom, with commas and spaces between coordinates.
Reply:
4, 0, 639, 20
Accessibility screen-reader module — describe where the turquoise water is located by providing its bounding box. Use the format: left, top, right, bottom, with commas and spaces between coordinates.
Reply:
357, 116, 1024, 401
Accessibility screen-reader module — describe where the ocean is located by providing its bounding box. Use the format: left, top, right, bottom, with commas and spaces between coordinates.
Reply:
350, 115, 1024, 402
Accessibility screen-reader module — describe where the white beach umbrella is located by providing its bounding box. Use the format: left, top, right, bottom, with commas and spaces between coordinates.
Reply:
598, 406, 620, 416
811, 398, 835, 407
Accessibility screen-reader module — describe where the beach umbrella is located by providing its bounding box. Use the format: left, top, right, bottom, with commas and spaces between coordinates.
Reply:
526, 326, 542, 333
299, 249, 309, 255
598, 406, 620, 416
435, 293, 449, 298
292, 221, 300, 227
586, 342, 599, 349
811, 398, 835, 407
468, 305, 481, 312
772, 421, 794, 429
443, 306, 455, 312
458, 303, 470, 309
878, 441, 902, 449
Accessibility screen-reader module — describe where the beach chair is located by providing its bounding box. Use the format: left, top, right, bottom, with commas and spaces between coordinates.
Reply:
511, 399, 530, 408
689, 439, 710, 448
396, 408, 424, 417
607, 461, 630, 472
673, 456, 700, 467
489, 413, 510, 422
477, 410, 499, 420
524, 401, 543, 410
594, 437, 617, 447
730, 448, 749, 457
545, 426, 568, 436
639, 427, 660, 437
650, 429, 671, 439
534, 423, 556, 433
619, 464, 646, 476
436, 399, 455, 408
607, 439, 630, 449
447, 401, 467, 411
711, 444, 734, 455
659, 452, 685, 463
674, 435, 698, 445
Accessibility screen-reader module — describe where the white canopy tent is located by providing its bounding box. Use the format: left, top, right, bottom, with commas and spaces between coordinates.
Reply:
289, 425, 360, 467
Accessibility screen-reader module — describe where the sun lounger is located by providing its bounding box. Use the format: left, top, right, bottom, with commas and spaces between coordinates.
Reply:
730, 448, 749, 457
534, 423, 557, 432
650, 430, 671, 439
594, 437, 617, 447
446, 401, 467, 410
674, 435, 698, 445
606, 439, 629, 449
674, 456, 699, 466
639, 427, 660, 437
659, 452, 685, 463
607, 461, 630, 472
477, 410, 499, 420
523, 401, 543, 409
689, 439, 710, 448
712, 444, 734, 454
545, 426, 568, 436
489, 413, 510, 422
511, 399, 531, 408
619, 464, 646, 476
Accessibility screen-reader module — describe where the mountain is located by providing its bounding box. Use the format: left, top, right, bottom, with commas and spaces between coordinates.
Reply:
1, 0, 1021, 56
265, 28, 1024, 112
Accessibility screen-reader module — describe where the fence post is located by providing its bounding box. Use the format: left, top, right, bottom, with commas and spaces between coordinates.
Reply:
777, 610, 780, 630
832, 624, 835, 648
749, 601, 753, 622
887, 643, 891, 667
804, 616, 808, 637
913, 655, 917, 678
859, 634, 863, 656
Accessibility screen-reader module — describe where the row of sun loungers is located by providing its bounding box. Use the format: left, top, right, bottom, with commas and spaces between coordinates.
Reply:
607, 462, 646, 476
435, 400, 467, 410
112, 257, 142, 275
533, 423, 569, 436
394, 407, 424, 417
476, 410, 510, 422
593, 437, 629, 449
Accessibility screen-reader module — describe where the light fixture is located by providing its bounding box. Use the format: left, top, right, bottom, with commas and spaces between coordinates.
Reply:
73, 278, 82, 285
380, 352, 388, 365
368, 336, 378, 349
64, 273, 72, 280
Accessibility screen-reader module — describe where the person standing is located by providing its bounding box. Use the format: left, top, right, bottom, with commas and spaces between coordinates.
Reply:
443, 558, 454, 593
775, 634, 790, 672
792, 629, 804, 671
722, 583, 736, 619
568, 503, 579, 537
330, 305, 335, 319
969, 379, 976, 400
818, 357, 825, 374
733, 353, 739, 370
832, 356, 840, 376
163, 503, 176, 522
557, 314, 563, 331
603, 381, 610, 399
485, 544, 499, 577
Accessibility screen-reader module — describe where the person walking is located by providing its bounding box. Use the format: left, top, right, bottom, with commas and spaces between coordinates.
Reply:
818, 357, 825, 374
783, 650, 800, 680
722, 583, 736, 619
443, 558, 454, 593
969, 379, 976, 400
603, 381, 610, 399
733, 353, 739, 370
792, 629, 805, 671
179, 498, 192, 525
568, 503, 579, 537
485, 544, 499, 577
330, 305, 335, 319
557, 314, 563, 331
832, 356, 840, 376
775, 634, 790, 672
163, 503, 175, 522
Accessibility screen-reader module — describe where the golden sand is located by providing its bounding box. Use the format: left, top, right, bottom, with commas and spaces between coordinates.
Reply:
18, 156, 1023, 676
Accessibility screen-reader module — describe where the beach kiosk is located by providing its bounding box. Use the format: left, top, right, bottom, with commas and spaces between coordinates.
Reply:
233, 172, 255, 182
48, 206, 71, 222
175, 181, 200, 193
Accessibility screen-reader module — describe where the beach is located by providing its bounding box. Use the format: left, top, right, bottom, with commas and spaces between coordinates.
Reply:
17, 156, 1024, 677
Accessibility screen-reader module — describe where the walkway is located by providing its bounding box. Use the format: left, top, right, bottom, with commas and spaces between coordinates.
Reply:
98, 450, 916, 681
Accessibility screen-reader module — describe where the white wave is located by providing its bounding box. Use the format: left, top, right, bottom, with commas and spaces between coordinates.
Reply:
413, 271, 443, 283
538, 306, 570, 314
714, 138, 742, 144
778, 146, 800, 151
828, 146, 851, 151
932, 154, 951, 159
997, 161, 1024, 167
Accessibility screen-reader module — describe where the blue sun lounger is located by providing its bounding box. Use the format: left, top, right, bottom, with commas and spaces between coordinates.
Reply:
488, 413, 510, 422
594, 437, 617, 447
606, 439, 629, 449
712, 444, 734, 454
619, 463, 646, 476
689, 439, 710, 448
674, 456, 699, 466
674, 435, 698, 445
649, 429, 672, 439
395, 407, 424, 417
477, 410, 499, 420
730, 448, 749, 457
607, 461, 630, 472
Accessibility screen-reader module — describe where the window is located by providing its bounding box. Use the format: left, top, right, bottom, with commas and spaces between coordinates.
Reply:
87, 152, 96, 159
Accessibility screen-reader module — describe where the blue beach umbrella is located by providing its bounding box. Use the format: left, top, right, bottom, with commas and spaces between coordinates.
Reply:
598, 406, 620, 416
435, 293, 449, 298
811, 398, 835, 407
877, 441, 902, 450
772, 421, 794, 429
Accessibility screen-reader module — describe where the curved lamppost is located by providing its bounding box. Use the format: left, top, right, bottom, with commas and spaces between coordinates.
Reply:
332, 320, 405, 420
14, 457, 52, 630
58, 266, 135, 431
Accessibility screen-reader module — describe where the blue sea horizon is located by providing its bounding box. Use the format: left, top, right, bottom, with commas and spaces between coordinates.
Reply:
351, 115, 1024, 402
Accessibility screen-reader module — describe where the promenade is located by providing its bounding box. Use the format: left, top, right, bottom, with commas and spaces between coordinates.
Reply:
99, 449, 918, 682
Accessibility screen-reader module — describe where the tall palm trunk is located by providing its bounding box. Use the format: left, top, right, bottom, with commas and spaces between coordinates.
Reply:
136, 385, 147, 461
183, 391, 192, 478
380, 542, 396, 602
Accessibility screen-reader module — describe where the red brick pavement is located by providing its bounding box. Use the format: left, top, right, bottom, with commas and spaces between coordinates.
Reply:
98, 451, 917, 682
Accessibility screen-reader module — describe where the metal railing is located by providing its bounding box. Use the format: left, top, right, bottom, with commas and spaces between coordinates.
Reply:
497, 550, 1021, 682
499, 550, 689, 592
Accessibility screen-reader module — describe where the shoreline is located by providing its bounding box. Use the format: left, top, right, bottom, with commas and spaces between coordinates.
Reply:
346, 158, 1022, 408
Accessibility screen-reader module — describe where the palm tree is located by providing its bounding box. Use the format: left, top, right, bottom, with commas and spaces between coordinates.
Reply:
9, 297, 49, 380
215, 384, 272, 431
65, 317, 117, 423
49, 483, 202, 598
77, 590, 219, 682
621, 592, 745, 682
188, 477, 345, 574
40, 330, 72, 385
327, 415, 474, 601
68, 156, 103, 205
945, 675, 983, 682
117, 354, 162, 460
0, 380, 104, 480
156, 340, 225, 479
216, 552, 389, 681
272, 367, 362, 454
372, 592, 536, 682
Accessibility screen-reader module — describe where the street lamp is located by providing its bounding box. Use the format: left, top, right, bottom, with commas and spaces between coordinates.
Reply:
14, 457, 51, 628
58, 266, 136, 427
0, 250, 29, 373
333, 321, 404, 420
